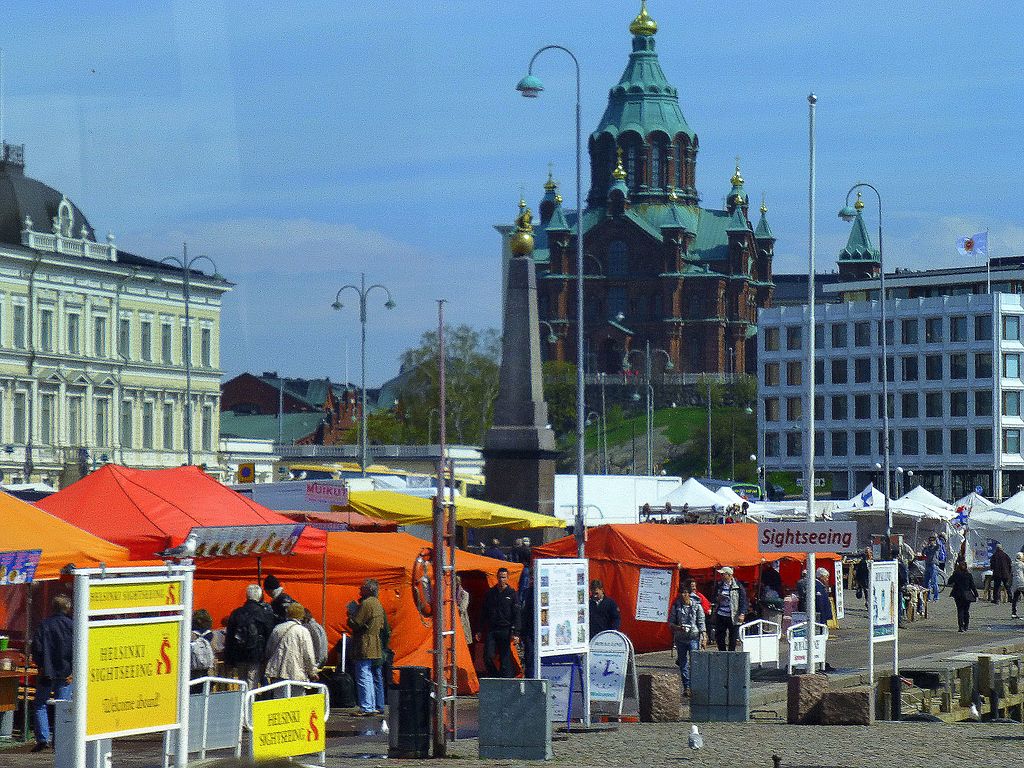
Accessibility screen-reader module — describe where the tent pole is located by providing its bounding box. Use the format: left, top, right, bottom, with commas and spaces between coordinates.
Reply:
257, 556, 262, 587
22, 582, 32, 743
321, 549, 328, 626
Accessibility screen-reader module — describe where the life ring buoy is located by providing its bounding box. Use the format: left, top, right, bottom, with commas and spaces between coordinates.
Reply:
412, 547, 434, 618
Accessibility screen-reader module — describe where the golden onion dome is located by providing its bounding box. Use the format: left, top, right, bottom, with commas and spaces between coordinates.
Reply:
854, 190, 865, 211
544, 169, 558, 192
612, 147, 628, 181
629, 0, 658, 36
509, 198, 535, 256
731, 162, 744, 187
760, 196, 768, 215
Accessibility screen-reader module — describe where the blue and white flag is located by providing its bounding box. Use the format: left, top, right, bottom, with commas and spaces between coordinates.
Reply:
957, 231, 987, 257
860, 483, 874, 508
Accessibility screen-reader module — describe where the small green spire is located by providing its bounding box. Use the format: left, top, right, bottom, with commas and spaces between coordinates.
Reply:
839, 205, 880, 262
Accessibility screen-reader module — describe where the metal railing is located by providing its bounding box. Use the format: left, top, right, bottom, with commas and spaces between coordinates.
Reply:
583, 372, 741, 386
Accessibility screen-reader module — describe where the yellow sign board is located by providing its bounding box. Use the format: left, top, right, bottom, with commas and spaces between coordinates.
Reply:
251, 693, 326, 761
86, 621, 180, 736
89, 581, 181, 611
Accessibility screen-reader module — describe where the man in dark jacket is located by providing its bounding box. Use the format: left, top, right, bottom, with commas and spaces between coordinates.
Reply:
991, 543, 1013, 604
31, 594, 73, 751
588, 580, 621, 637
263, 573, 294, 622
482, 567, 520, 677
225, 584, 276, 689
814, 567, 834, 623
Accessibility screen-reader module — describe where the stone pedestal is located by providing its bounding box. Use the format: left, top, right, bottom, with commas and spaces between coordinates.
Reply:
818, 688, 874, 725
638, 672, 680, 722
786, 673, 829, 724
484, 253, 557, 518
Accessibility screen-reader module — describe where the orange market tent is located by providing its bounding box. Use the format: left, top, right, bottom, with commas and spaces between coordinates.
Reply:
193, 532, 522, 694
37, 465, 327, 561
534, 523, 837, 653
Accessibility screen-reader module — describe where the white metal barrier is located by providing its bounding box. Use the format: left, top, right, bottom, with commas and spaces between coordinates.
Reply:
786, 621, 829, 674
244, 680, 330, 767
163, 676, 248, 767
738, 619, 781, 669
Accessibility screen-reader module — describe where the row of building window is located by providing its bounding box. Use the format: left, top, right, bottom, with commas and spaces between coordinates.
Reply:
4, 395, 214, 451
764, 353, 997, 387
2, 307, 213, 367
764, 427, 1006, 458
763, 314, 1010, 352
765, 390, 998, 422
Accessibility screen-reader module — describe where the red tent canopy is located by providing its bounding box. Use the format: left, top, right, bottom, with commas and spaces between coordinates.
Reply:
37, 465, 327, 561
534, 523, 837, 653
277, 510, 398, 533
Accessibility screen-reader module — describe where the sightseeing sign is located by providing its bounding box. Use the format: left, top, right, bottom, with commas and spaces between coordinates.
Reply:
71, 565, 194, 768
251, 693, 327, 761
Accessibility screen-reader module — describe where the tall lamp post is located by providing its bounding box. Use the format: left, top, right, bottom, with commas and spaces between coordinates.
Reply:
839, 183, 891, 549
517, 45, 586, 558
331, 273, 395, 477
161, 245, 221, 467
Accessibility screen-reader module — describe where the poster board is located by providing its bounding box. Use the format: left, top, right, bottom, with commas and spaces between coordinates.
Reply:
833, 559, 845, 620
71, 565, 193, 768
534, 559, 589, 659
870, 560, 898, 643
0, 549, 41, 585
635, 568, 672, 622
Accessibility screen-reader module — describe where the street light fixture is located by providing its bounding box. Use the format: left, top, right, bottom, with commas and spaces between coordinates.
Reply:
517, 44, 586, 560
538, 320, 559, 345
331, 273, 395, 477
160, 246, 221, 466
623, 341, 672, 475
841, 183, 890, 552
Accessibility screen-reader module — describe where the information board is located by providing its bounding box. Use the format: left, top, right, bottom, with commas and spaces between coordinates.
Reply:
89, 581, 182, 611
0, 549, 41, 585
635, 568, 672, 622
833, 559, 845, 620
870, 561, 898, 642
250, 693, 326, 761
86, 621, 181, 736
534, 559, 589, 658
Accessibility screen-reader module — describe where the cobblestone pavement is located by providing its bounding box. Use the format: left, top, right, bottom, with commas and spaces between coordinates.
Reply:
5, 585, 1023, 767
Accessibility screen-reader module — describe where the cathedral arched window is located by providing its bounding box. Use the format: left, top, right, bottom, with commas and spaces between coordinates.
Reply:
651, 145, 662, 190
607, 241, 628, 277
626, 145, 637, 189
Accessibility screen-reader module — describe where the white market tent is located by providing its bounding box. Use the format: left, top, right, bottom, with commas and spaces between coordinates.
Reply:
716, 486, 749, 506
952, 492, 996, 513
659, 477, 726, 510
900, 485, 953, 514
946, 491, 1024, 567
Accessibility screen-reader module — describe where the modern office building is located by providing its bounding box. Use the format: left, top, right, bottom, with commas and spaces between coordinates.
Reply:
0, 141, 229, 485
757, 292, 1024, 501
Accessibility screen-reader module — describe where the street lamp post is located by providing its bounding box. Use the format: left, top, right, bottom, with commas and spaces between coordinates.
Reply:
331, 273, 395, 477
518, 44, 586, 559
839, 183, 891, 549
599, 373, 608, 474
624, 340, 672, 475
161, 245, 220, 467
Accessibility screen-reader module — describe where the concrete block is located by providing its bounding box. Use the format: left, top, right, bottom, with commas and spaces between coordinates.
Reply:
818, 687, 873, 725
638, 672, 680, 723
478, 678, 552, 760
787, 673, 829, 724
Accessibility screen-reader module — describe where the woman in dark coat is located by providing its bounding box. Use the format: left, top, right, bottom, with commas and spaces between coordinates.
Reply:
949, 558, 979, 632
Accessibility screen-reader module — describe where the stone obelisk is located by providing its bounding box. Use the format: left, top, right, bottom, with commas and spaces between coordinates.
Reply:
484, 199, 557, 517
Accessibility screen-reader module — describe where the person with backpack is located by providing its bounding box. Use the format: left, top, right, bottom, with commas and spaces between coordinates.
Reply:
190, 608, 216, 679
264, 574, 295, 623
224, 584, 276, 689
302, 608, 328, 666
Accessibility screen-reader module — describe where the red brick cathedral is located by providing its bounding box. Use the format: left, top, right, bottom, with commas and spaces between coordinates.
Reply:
530, 2, 775, 376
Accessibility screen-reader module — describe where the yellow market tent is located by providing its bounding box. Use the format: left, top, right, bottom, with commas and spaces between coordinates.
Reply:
347, 490, 564, 530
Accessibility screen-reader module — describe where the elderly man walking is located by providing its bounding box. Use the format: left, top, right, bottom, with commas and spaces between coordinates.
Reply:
712, 567, 747, 651
348, 579, 387, 715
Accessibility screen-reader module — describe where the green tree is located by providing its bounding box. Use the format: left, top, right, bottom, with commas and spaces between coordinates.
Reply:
397, 324, 501, 445
695, 374, 725, 408
730, 374, 757, 407
542, 360, 577, 437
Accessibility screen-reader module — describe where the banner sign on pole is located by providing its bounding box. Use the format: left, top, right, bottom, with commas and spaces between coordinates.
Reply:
870, 561, 898, 642
250, 693, 326, 761
86, 621, 181, 736
758, 522, 857, 554
535, 559, 589, 658
833, 559, 845, 620
190, 524, 306, 558
0, 549, 41, 585
635, 568, 672, 622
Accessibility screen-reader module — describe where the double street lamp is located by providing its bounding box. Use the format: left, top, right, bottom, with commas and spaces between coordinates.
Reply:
331, 273, 395, 476
517, 44, 586, 558
624, 340, 672, 475
160, 246, 221, 467
839, 184, 891, 546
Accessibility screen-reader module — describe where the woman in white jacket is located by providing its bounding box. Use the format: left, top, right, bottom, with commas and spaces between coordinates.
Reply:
264, 601, 319, 695
1011, 552, 1024, 619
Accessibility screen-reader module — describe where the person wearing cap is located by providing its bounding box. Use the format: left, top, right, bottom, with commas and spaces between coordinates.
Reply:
712, 567, 747, 651
589, 580, 621, 637
1011, 551, 1024, 619
263, 574, 295, 623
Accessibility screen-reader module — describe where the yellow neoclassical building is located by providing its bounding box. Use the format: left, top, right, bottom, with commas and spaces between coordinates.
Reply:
0, 142, 230, 485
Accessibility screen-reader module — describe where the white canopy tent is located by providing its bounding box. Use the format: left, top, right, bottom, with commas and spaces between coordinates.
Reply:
900, 485, 953, 513
658, 477, 726, 510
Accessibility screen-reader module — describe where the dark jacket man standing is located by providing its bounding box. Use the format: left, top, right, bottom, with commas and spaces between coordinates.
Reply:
991, 543, 1013, 604
224, 584, 277, 689
588, 580, 621, 637
482, 567, 520, 677
30, 594, 73, 751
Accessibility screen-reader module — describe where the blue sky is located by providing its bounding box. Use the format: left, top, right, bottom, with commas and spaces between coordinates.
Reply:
2, 1, 1021, 384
